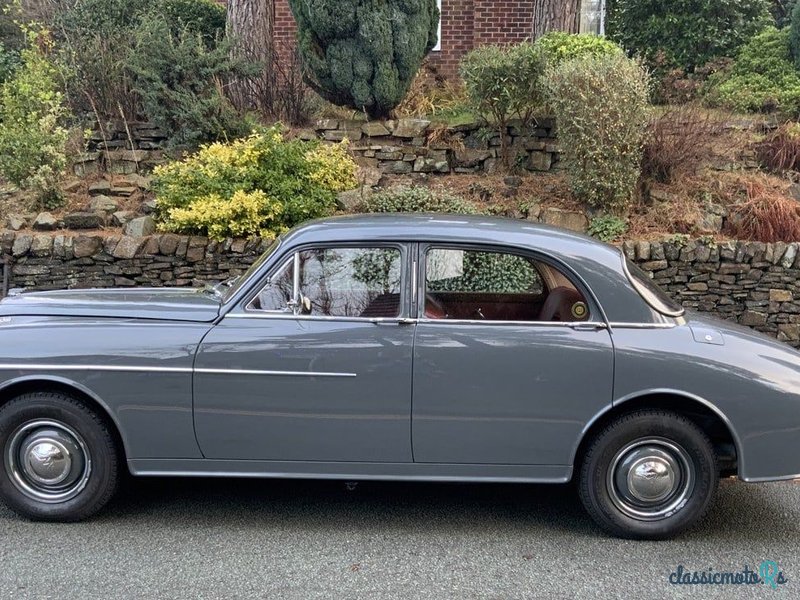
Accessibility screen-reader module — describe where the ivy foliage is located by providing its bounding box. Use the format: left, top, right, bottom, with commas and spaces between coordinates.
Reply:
608, 0, 772, 70
706, 27, 800, 115
364, 185, 480, 215
287, 0, 439, 118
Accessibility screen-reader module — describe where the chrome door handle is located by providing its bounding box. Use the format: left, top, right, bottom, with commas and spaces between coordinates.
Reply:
569, 322, 608, 331
370, 318, 418, 325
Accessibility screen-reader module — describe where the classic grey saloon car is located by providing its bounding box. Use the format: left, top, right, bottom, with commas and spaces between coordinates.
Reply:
1, 214, 799, 539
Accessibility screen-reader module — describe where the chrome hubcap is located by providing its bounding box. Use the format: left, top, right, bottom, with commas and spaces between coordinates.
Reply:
4, 420, 91, 503
607, 438, 694, 521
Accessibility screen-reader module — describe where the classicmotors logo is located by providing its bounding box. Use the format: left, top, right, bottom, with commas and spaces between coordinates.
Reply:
669, 561, 789, 589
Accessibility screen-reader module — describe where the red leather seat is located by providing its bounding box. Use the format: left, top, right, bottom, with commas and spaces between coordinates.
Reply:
539, 287, 586, 322
424, 294, 448, 319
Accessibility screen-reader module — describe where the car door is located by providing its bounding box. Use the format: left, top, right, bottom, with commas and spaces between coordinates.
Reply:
412, 244, 614, 466
194, 243, 415, 463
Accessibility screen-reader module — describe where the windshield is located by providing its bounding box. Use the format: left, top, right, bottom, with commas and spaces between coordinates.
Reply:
220, 237, 282, 303
623, 256, 685, 318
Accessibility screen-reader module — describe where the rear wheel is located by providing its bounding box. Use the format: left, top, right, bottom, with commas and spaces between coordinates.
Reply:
578, 409, 718, 539
0, 392, 119, 521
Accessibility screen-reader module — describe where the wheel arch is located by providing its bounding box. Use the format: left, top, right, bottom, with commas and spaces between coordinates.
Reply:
0, 375, 130, 463
571, 389, 743, 480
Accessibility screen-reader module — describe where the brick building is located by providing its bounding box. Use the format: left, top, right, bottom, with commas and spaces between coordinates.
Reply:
274, 0, 606, 79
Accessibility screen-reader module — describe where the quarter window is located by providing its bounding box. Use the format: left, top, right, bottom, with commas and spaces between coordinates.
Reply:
423, 248, 590, 323
252, 247, 403, 318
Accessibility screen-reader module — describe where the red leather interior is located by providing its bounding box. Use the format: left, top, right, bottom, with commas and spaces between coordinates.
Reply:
424, 287, 587, 322
359, 293, 402, 318
538, 286, 586, 322
426, 292, 543, 321
424, 295, 448, 319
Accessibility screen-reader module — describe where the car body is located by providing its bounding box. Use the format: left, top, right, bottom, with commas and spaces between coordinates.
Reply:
1, 214, 799, 537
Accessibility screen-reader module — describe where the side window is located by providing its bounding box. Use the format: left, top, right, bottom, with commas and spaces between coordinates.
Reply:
251, 247, 403, 318
423, 248, 589, 323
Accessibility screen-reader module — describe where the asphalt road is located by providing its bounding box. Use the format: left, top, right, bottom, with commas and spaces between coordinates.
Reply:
0, 477, 798, 599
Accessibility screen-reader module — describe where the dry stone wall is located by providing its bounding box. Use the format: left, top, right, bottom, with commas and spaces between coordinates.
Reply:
3, 233, 800, 346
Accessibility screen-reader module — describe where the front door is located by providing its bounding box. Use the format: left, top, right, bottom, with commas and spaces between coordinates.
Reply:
412, 245, 614, 466
194, 244, 414, 462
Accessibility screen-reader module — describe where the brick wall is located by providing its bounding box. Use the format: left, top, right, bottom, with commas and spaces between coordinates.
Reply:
274, 0, 298, 67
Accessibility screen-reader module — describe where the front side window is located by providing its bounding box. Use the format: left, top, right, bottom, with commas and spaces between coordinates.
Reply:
251, 247, 403, 318
423, 248, 590, 322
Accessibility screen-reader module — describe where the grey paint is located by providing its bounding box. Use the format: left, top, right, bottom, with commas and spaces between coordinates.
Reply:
0, 288, 221, 322
194, 317, 414, 462
0, 214, 798, 483
412, 323, 613, 465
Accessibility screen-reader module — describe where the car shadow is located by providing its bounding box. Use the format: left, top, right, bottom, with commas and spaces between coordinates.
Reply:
1, 476, 797, 541
98, 477, 800, 539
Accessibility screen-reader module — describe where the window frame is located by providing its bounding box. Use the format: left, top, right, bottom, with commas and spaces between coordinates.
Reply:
239, 242, 411, 323
415, 242, 606, 327
432, 0, 442, 52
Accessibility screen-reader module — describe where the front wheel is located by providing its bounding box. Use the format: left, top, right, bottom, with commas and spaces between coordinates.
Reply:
578, 409, 718, 539
0, 392, 119, 521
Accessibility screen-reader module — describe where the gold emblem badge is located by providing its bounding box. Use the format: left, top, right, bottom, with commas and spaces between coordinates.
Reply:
571, 302, 587, 320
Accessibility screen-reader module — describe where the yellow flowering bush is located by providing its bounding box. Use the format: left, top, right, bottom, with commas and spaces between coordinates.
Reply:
306, 140, 359, 192
153, 126, 358, 239
162, 190, 281, 240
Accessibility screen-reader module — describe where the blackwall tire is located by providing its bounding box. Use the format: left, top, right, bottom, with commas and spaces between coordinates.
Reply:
0, 392, 119, 521
578, 409, 718, 540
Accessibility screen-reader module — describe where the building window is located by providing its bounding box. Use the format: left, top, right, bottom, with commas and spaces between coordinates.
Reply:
580, 0, 606, 35
433, 0, 442, 51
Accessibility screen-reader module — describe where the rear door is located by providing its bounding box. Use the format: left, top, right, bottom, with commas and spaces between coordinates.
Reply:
412, 244, 614, 466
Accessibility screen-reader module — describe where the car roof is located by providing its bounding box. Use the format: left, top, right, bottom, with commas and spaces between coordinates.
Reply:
279, 214, 664, 324
288, 213, 596, 245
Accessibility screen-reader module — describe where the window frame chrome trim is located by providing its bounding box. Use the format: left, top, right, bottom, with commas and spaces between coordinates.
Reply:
238, 242, 409, 322
416, 241, 608, 326
607, 322, 677, 330
415, 318, 608, 329
620, 251, 686, 318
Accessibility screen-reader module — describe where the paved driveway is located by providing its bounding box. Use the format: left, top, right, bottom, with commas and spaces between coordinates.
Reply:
0, 477, 798, 599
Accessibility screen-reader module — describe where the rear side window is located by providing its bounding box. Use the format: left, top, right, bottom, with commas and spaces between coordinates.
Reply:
624, 258, 684, 317
423, 247, 590, 323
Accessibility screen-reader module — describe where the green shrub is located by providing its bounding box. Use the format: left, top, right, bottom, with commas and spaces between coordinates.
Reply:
364, 186, 479, 215
777, 0, 798, 28
159, 0, 226, 44
791, 0, 800, 67
460, 42, 544, 164
0, 41, 19, 83
533, 32, 622, 67
287, 0, 439, 118
705, 27, 800, 115
128, 14, 250, 146
588, 215, 629, 242
154, 128, 358, 239
460, 43, 544, 126
54, 0, 237, 143
544, 54, 650, 213
0, 31, 69, 208
608, 0, 772, 70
